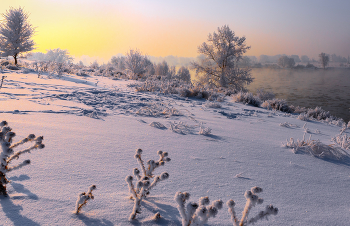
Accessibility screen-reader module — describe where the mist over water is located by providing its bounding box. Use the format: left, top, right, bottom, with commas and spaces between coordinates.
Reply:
247, 68, 350, 123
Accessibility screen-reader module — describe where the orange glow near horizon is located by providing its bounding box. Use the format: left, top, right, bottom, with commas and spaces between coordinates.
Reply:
1, 0, 349, 63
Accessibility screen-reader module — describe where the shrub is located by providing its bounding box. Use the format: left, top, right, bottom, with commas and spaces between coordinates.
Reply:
255, 89, 275, 102
125, 149, 171, 220
261, 99, 294, 113
0, 120, 45, 196
232, 92, 261, 107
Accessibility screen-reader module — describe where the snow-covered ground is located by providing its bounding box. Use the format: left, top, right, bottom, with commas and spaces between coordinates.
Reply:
1, 69, 349, 225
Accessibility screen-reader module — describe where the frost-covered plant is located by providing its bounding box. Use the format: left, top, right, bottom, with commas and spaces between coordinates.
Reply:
232, 92, 261, 107
198, 123, 212, 135
261, 99, 294, 113
169, 121, 193, 135
204, 101, 222, 109
175, 191, 223, 226
136, 103, 182, 118
283, 133, 350, 160
125, 149, 171, 220
227, 186, 278, 226
297, 113, 309, 121
75, 185, 96, 214
0, 120, 45, 196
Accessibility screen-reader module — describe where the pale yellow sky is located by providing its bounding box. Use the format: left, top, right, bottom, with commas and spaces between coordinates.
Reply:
1, 0, 350, 63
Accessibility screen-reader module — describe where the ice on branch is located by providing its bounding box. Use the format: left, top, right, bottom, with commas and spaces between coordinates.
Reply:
126, 149, 171, 220
174, 191, 223, 226
227, 186, 278, 226
0, 120, 45, 196
75, 185, 96, 214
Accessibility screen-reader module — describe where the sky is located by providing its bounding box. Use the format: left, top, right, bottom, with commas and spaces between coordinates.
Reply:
1, 0, 350, 63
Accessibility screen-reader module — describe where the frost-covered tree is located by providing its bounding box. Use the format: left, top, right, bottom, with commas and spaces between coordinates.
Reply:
0, 7, 35, 65
300, 55, 310, 63
176, 66, 191, 83
192, 25, 253, 90
110, 55, 126, 70
278, 56, 295, 68
124, 49, 153, 79
319, 52, 329, 69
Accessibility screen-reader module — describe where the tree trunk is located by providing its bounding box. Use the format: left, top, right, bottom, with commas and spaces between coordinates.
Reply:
14, 54, 18, 65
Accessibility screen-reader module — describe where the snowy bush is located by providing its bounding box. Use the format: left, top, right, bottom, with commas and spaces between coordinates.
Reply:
198, 123, 212, 135
204, 101, 222, 109
297, 113, 309, 121
125, 149, 171, 220
227, 186, 278, 226
261, 99, 294, 113
174, 192, 223, 226
75, 185, 96, 214
283, 133, 350, 160
232, 92, 261, 107
0, 120, 45, 196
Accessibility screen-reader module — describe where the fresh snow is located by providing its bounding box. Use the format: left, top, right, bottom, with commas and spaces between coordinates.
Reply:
0, 69, 350, 225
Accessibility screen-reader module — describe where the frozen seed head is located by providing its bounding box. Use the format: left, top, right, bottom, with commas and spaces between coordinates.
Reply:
147, 160, 155, 165
23, 159, 31, 165
250, 194, 258, 202
266, 205, 278, 215
183, 192, 190, 200
137, 181, 144, 189
213, 200, 223, 209
257, 198, 264, 205
244, 190, 253, 199
251, 186, 263, 194
187, 202, 199, 211
38, 144, 45, 149
2, 141, 10, 148
89, 185, 96, 191
162, 152, 168, 157
157, 150, 163, 155
199, 196, 210, 206
133, 168, 140, 175
136, 148, 142, 155
7, 132, 16, 138
164, 157, 171, 162
134, 154, 140, 159
160, 172, 169, 180
226, 199, 235, 208
197, 206, 207, 217
2, 126, 11, 133
27, 134, 36, 140
143, 181, 150, 188
159, 161, 165, 166
208, 206, 218, 217
0, 121, 8, 127
125, 175, 133, 183
142, 176, 149, 181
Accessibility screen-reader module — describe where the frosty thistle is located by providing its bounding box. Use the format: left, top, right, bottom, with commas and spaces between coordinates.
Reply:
174, 191, 223, 226
125, 148, 171, 220
75, 185, 97, 214
0, 120, 45, 196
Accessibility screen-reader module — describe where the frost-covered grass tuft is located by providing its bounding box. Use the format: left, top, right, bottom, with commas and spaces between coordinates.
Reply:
232, 92, 261, 107
261, 99, 294, 113
283, 133, 350, 161
198, 123, 212, 135
136, 103, 182, 118
204, 101, 222, 109
126, 149, 171, 220
0, 120, 45, 196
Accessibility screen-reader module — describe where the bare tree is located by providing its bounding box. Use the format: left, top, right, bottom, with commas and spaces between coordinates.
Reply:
0, 7, 35, 65
319, 52, 329, 69
192, 25, 253, 90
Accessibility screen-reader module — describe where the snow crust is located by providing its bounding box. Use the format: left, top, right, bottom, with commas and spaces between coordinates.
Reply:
0, 70, 349, 225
